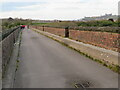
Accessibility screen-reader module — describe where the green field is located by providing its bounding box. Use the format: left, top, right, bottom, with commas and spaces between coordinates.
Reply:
31, 20, 119, 28
31, 20, 120, 33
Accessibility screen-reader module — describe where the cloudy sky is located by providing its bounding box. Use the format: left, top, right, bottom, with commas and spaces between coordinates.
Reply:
0, 0, 119, 20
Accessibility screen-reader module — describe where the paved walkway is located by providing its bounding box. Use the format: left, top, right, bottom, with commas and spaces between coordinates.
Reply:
14, 29, 118, 88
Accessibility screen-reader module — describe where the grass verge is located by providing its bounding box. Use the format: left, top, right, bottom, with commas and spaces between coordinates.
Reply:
15, 30, 22, 72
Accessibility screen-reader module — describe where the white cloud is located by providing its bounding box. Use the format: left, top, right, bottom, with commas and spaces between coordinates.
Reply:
1, 0, 119, 20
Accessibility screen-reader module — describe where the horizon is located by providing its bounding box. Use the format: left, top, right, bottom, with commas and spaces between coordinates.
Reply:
0, 13, 118, 21
0, 0, 119, 20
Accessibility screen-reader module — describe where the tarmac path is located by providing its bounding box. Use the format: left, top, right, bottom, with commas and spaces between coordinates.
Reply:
14, 29, 118, 88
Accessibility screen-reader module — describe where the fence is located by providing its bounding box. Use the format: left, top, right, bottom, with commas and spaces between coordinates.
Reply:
30, 25, 119, 52
2, 26, 21, 76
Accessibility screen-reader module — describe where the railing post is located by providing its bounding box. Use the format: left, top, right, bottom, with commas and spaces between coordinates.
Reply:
43, 26, 44, 31
27, 25, 29, 29
65, 26, 69, 38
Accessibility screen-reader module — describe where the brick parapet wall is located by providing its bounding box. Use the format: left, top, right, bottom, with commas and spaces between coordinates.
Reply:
44, 27, 65, 37
30, 26, 119, 52
69, 30, 119, 52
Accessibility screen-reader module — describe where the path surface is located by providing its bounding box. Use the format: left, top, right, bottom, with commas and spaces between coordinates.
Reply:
14, 29, 118, 88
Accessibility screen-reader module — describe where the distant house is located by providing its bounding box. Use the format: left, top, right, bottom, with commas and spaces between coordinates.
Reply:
81, 14, 118, 21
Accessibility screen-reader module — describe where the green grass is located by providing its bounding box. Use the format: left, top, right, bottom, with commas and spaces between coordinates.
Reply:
31, 20, 119, 33
31, 23, 48, 25
76, 20, 118, 27
15, 31, 22, 72
31, 20, 119, 27
31, 21, 78, 28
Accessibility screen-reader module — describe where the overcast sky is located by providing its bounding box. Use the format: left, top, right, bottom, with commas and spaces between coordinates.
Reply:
0, 0, 119, 20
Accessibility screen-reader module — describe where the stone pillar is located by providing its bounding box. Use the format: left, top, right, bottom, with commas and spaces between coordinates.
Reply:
65, 26, 69, 37
43, 26, 45, 31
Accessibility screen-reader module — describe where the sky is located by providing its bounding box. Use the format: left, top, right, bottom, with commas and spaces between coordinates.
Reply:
0, 0, 119, 20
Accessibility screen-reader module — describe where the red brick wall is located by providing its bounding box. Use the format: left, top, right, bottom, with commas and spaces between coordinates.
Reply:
31, 26, 65, 37
44, 27, 65, 37
69, 30, 119, 51
31, 26, 119, 51
30, 26, 43, 30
